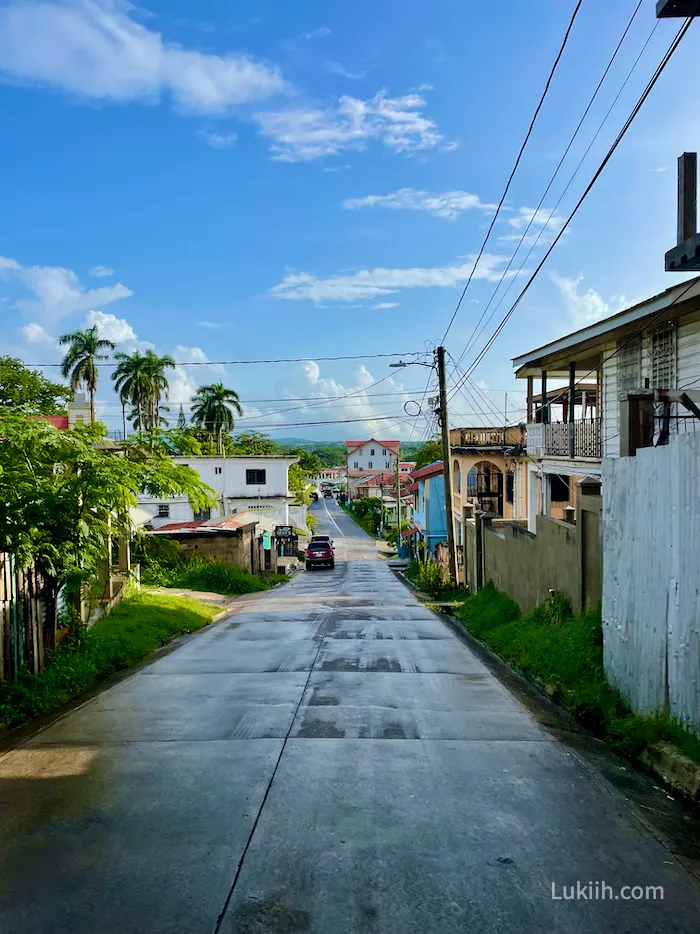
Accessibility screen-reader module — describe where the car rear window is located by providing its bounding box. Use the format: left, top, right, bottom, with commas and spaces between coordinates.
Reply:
308, 542, 331, 551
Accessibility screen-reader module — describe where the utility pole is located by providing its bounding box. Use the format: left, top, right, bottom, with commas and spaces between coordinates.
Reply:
436, 346, 457, 583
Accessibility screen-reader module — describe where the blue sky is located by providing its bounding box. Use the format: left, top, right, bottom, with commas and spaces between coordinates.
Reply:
1, 0, 698, 439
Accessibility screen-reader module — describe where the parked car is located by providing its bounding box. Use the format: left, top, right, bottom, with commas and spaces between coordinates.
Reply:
305, 540, 335, 570
310, 491, 319, 501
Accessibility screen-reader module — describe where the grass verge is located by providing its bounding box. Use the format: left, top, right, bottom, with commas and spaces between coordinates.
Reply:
456, 582, 700, 765
142, 556, 287, 595
341, 503, 378, 538
0, 591, 218, 730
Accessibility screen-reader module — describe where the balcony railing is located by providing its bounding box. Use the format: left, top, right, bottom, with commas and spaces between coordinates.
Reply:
527, 418, 601, 459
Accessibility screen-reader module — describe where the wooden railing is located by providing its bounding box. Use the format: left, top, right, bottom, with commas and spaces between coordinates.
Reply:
544, 418, 601, 458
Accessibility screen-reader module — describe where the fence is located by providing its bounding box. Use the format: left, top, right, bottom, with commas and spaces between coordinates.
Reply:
0, 553, 56, 683
603, 432, 700, 736
544, 418, 601, 458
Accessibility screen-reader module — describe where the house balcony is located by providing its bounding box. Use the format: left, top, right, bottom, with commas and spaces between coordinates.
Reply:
527, 418, 601, 460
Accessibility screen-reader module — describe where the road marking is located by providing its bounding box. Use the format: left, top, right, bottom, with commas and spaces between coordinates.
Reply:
323, 498, 344, 536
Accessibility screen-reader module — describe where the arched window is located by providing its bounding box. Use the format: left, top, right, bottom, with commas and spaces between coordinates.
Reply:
453, 459, 461, 494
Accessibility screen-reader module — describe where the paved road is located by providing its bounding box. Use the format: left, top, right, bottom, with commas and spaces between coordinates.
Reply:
2, 498, 700, 932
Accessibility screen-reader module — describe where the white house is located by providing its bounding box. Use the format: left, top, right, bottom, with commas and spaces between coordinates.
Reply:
345, 438, 400, 499
138, 454, 303, 530
513, 275, 700, 531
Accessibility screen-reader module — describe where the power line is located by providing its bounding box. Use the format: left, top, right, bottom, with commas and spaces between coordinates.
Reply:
439, 0, 584, 345
454, 0, 648, 369
451, 13, 696, 394
27, 350, 424, 368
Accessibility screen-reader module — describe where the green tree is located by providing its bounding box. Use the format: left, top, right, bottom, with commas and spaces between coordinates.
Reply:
112, 350, 175, 436
414, 439, 443, 470
229, 430, 280, 455
311, 445, 345, 467
0, 356, 72, 414
143, 350, 176, 431
289, 463, 312, 505
58, 325, 116, 424
287, 448, 323, 475
191, 382, 243, 454
177, 405, 187, 430
0, 412, 216, 605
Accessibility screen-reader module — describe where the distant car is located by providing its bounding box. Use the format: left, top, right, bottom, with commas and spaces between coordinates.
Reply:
310, 534, 333, 547
310, 491, 319, 501
323, 489, 333, 498
305, 540, 335, 570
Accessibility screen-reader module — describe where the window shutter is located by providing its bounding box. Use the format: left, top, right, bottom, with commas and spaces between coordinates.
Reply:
651, 324, 676, 390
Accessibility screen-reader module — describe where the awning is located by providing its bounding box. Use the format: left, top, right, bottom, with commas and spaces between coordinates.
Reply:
401, 526, 419, 539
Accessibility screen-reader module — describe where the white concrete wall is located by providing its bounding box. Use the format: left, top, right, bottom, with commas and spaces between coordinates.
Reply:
603, 432, 700, 736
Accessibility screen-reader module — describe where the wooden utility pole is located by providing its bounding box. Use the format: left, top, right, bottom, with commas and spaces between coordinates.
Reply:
436, 346, 457, 583
395, 452, 401, 532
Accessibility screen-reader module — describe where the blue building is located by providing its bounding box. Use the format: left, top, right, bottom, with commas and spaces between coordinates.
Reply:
410, 461, 446, 555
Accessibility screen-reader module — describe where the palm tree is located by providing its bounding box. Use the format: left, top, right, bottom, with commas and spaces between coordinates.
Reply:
59, 326, 116, 424
143, 350, 175, 431
111, 349, 175, 436
191, 382, 243, 454
112, 350, 150, 435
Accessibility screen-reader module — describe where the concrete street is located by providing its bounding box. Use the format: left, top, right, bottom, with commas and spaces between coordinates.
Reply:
1, 498, 700, 932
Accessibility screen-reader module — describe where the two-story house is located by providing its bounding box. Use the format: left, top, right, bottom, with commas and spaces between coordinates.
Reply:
513, 275, 700, 531
345, 438, 400, 499
138, 454, 302, 530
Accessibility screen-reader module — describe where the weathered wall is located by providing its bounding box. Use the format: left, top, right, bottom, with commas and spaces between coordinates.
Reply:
484, 516, 580, 614
167, 527, 260, 573
464, 480, 601, 615
603, 433, 700, 735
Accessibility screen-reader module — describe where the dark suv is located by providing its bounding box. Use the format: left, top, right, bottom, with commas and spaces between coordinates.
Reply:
305, 540, 335, 570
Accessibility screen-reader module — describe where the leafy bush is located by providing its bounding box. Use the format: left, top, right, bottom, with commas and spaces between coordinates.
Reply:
141, 555, 284, 595
0, 592, 218, 728
306, 511, 318, 532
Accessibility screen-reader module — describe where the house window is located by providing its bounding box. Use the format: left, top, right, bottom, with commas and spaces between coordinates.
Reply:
506, 471, 514, 505
74, 414, 84, 425
194, 508, 211, 521
617, 335, 642, 400
368, 461, 373, 469
214, 466, 222, 475
385, 461, 390, 469
550, 474, 570, 503
157, 504, 170, 518
382, 448, 387, 455
353, 461, 359, 469
651, 324, 676, 389
246, 469, 266, 485
370, 448, 375, 455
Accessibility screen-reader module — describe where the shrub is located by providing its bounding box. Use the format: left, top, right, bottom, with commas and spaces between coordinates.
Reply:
141, 555, 281, 595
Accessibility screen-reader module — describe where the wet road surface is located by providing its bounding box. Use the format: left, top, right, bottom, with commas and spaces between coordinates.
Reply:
1, 498, 700, 932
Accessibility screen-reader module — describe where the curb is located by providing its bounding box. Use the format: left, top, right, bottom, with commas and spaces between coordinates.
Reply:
641, 743, 700, 803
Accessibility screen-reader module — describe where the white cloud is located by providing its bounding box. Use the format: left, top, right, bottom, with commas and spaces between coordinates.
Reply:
254, 89, 452, 162
0, 254, 132, 324
269, 254, 518, 303
0, 0, 288, 115
506, 206, 565, 233
343, 188, 495, 220
325, 61, 367, 81
302, 27, 331, 40
373, 302, 399, 309
197, 129, 237, 149
89, 265, 114, 277
196, 320, 230, 328
264, 360, 415, 439
20, 322, 55, 345
551, 272, 628, 328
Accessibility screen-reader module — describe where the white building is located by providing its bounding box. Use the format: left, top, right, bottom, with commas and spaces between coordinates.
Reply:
138, 454, 304, 530
346, 438, 400, 499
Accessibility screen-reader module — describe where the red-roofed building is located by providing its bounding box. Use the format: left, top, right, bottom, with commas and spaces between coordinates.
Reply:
345, 438, 401, 499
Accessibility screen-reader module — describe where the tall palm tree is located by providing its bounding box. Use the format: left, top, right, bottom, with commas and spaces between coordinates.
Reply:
58, 326, 116, 424
191, 382, 243, 454
143, 350, 175, 431
111, 349, 175, 436
112, 350, 150, 435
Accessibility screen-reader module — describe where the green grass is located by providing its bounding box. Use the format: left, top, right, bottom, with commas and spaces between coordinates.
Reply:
0, 591, 218, 729
456, 582, 700, 765
141, 556, 287, 595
